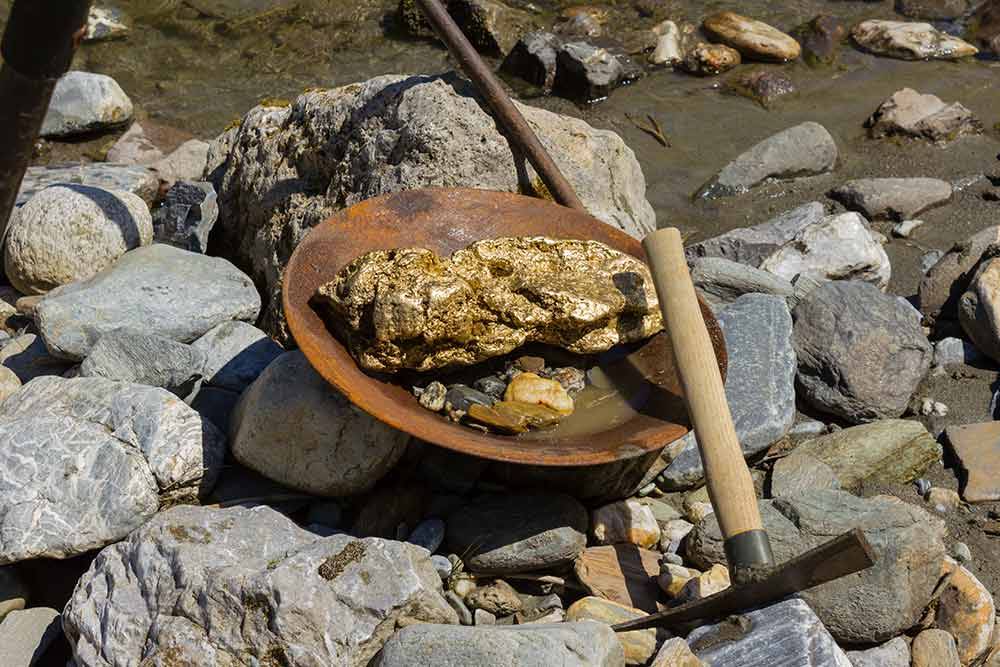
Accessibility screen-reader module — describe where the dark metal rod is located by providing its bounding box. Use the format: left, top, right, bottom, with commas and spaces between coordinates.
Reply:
0, 0, 92, 241
414, 0, 586, 212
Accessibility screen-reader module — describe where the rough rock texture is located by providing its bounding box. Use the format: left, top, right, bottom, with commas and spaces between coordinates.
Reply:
945, 422, 1000, 502
151, 139, 211, 189
35, 244, 260, 361
830, 177, 952, 221
912, 629, 962, 667
191, 320, 283, 392
0, 607, 62, 667
760, 212, 890, 289
373, 621, 624, 666
867, 88, 982, 143
726, 69, 797, 109
40, 71, 133, 138
231, 351, 409, 496
690, 257, 794, 308
792, 281, 932, 422
152, 180, 219, 253
574, 545, 662, 613
661, 295, 795, 488
852, 20, 978, 59
651, 638, 704, 667
685, 202, 826, 267
0, 376, 225, 563
934, 559, 996, 665
703, 12, 801, 62
105, 123, 163, 165
63, 505, 457, 667
79, 329, 206, 399
0, 367, 20, 402
697, 122, 837, 199
14, 163, 159, 211
318, 237, 661, 372
84, 6, 130, 42
959, 258, 1000, 362
213, 74, 656, 339
687, 598, 851, 666
446, 493, 587, 574
846, 637, 910, 667
5, 185, 152, 295
554, 42, 626, 102
921, 226, 1000, 324
687, 490, 946, 643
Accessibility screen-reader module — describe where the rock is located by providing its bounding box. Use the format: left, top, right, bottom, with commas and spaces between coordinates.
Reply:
466, 579, 523, 615
63, 504, 457, 666
649, 21, 683, 65
923, 250, 945, 275
0, 607, 61, 667
554, 42, 625, 102
651, 638, 705, 667
0, 567, 27, 622
677, 563, 730, 602
150, 139, 211, 189
105, 123, 164, 165
14, 163, 159, 211
657, 562, 699, 598
446, 590, 474, 625
5, 185, 152, 295
550, 366, 586, 393
189, 386, 240, 432
406, 0, 536, 56
934, 561, 996, 663
697, 122, 837, 199
318, 237, 661, 372
591, 500, 661, 549
372, 621, 625, 666
40, 71, 133, 138
922, 226, 1000, 324
418, 381, 448, 412
407, 518, 446, 553
945, 422, 1000, 502
852, 20, 978, 59
769, 452, 841, 497
792, 281, 932, 422
867, 88, 982, 143
896, 0, 969, 19
152, 180, 218, 253
0, 334, 72, 383
970, 0, 1000, 56
690, 257, 794, 308
687, 598, 851, 666
912, 628, 962, 667
681, 42, 741, 76
432, 554, 453, 579
554, 6, 607, 38
760, 212, 890, 288
953, 542, 973, 563
662, 294, 795, 488
703, 12, 801, 62
779, 420, 939, 491
505, 372, 574, 414
231, 351, 409, 496
473, 375, 507, 399
0, 375, 225, 562
79, 329, 206, 399
794, 15, 847, 66
84, 6, 130, 42
0, 367, 20, 402
574, 545, 662, 613
565, 597, 655, 665
190, 320, 282, 392
830, 177, 952, 221
501, 31, 562, 92
726, 69, 796, 108
659, 518, 695, 553
935, 337, 984, 367
686, 202, 826, 268
214, 75, 656, 340
687, 490, 946, 643
846, 637, 911, 667
960, 258, 1000, 362
445, 493, 587, 574
893, 219, 925, 238
35, 244, 261, 361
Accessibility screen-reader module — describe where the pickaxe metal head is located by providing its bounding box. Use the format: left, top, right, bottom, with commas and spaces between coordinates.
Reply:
612, 528, 876, 632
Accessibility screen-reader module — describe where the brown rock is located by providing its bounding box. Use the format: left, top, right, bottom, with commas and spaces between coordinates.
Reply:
574, 544, 663, 613
657, 563, 699, 598
920, 225, 1000, 324
913, 628, 962, 667
927, 487, 962, 513
494, 401, 564, 428
959, 258, 1000, 362
682, 42, 741, 76
946, 423, 1000, 502
934, 560, 996, 665
726, 69, 796, 108
565, 596, 656, 665
466, 403, 529, 434
504, 372, 574, 414
794, 15, 847, 65
591, 499, 661, 549
703, 12, 801, 62
896, 0, 968, 20
970, 0, 1000, 56
651, 637, 705, 667
465, 579, 523, 616
677, 563, 730, 602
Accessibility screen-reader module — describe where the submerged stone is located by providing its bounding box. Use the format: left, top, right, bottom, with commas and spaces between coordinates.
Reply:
852, 20, 978, 60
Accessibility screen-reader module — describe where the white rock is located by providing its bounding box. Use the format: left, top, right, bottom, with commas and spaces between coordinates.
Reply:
84, 6, 129, 42
649, 21, 683, 65
852, 20, 978, 60
893, 219, 925, 237
0, 367, 21, 402
40, 71, 133, 138
590, 499, 661, 548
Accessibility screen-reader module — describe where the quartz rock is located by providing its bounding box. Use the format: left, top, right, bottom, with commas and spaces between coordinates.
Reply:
867, 88, 982, 143
505, 372, 573, 414
649, 21, 683, 65
40, 71, 133, 138
677, 563, 730, 602
703, 12, 801, 62
591, 499, 661, 548
317, 237, 661, 372
830, 177, 952, 221
852, 20, 978, 60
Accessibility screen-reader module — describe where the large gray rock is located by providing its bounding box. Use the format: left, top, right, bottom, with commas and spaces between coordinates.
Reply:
191, 320, 283, 392
0, 376, 225, 563
792, 281, 932, 423
79, 329, 206, 399
5, 185, 152, 295
687, 598, 851, 666
40, 71, 133, 138
63, 505, 457, 667
690, 257, 794, 309
231, 351, 409, 496
697, 122, 837, 199
0, 607, 62, 667
847, 637, 911, 667
213, 73, 655, 339
445, 493, 588, 574
686, 490, 946, 643
372, 621, 625, 666
14, 163, 158, 209
661, 294, 795, 489
830, 177, 952, 221
685, 202, 826, 268
35, 244, 260, 361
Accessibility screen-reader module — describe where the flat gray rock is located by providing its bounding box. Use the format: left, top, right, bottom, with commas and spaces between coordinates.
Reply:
847, 637, 911, 667
446, 493, 588, 574
15, 163, 158, 209
830, 177, 952, 220
793, 281, 932, 423
0, 607, 62, 667
36, 244, 260, 361
40, 71, 133, 138
80, 329, 206, 399
686, 489, 946, 643
191, 320, 282, 392
697, 122, 837, 199
661, 294, 795, 489
372, 621, 625, 666
691, 257, 794, 309
63, 505, 457, 667
769, 452, 841, 497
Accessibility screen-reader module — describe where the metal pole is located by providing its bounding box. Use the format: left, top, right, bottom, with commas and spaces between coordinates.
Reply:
414, 0, 587, 212
0, 0, 92, 241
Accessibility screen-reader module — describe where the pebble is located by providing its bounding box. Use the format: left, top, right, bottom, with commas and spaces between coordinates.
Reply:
41, 71, 133, 138
549, 366, 586, 394
922, 249, 945, 275
153, 181, 219, 253
473, 375, 507, 399
795, 14, 847, 66
912, 628, 962, 667
831, 177, 952, 221
846, 637, 911, 667
703, 11, 801, 62
565, 596, 656, 665
432, 554, 453, 579
465, 580, 523, 616
590, 499, 661, 548
893, 219, 925, 238
651, 638, 705, 667
953, 541, 973, 563
681, 42, 741, 76
418, 381, 448, 412
660, 518, 696, 553
657, 562, 699, 598
474, 608, 496, 625
727, 69, 797, 109
867, 88, 982, 144
504, 372, 573, 414
927, 487, 962, 513
444, 385, 494, 414
920, 397, 949, 416
407, 518, 446, 553
852, 20, 978, 60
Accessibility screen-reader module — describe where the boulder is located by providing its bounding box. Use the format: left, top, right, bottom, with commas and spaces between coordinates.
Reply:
697, 122, 837, 199
0, 607, 62, 667
792, 281, 932, 423
191, 320, 283, 392
372, 621, 624, 666
760, 212, 890, 289
213, 74, 655, 339
0, 375, 224, 563
63, 505, 457, 667
866, 88, 982, 143
40, 71, 133, 138
79, 329, 206, 399
852, 20, 978, 59
152, 180, 219, 253
921, 226, 1000, 324
5, 185, 152, 295
35, 244, 260, 361
702, 12, 801, 62
690, 257, 794, 308
830, 177, 952, 221
445, 493, 587, 574
231, 351, 408, 496
912, 629, 962, 667
687, 490, 946, 643
846, 637, 910, 667
959, 258, 1000, 362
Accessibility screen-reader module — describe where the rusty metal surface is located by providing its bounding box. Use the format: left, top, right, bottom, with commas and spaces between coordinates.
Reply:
283, 187, 728, 466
